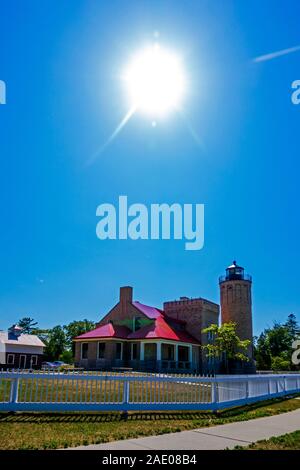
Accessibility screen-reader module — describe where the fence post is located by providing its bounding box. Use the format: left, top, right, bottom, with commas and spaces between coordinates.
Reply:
211, 380, 218, 410
9, 378, 19, 406
245, 379, 249, 402
122, 379, 130, 418
283, 376, 287, 395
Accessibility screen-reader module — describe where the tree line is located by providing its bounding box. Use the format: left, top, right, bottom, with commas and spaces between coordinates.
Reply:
201, 313, 300, 372
254, 313, 299, 371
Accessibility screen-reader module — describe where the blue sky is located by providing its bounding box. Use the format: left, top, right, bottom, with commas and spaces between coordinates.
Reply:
0, 0, 299, 336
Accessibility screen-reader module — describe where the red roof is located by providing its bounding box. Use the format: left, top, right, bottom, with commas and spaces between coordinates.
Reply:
132, 301, 162, 319
128, 316, 199, 344
75, 301, 200, 345
75, 323, 130, 340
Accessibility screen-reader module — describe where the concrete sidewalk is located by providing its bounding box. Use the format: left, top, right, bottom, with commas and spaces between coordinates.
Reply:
71, 409, 300, 450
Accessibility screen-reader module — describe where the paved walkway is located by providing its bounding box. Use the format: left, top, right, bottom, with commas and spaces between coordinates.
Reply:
71, 409, 300, 450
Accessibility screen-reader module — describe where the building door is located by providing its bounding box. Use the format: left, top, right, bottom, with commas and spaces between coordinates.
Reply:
19, 355, 26, 368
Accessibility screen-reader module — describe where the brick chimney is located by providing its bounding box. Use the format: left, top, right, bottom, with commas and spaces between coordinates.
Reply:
120, 286, 133, 316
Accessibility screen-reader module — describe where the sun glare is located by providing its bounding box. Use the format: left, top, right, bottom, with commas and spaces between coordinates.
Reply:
123, 44, 186, 117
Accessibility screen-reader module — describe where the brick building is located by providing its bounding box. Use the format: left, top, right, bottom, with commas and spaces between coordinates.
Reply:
74, 286, 219, 373
74, 261, 254, 373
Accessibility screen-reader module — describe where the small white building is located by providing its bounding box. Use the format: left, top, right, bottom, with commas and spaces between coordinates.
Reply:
0, 325, 45, 369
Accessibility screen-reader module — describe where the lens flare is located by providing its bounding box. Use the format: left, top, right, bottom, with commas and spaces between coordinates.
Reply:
123, 44, 186, 117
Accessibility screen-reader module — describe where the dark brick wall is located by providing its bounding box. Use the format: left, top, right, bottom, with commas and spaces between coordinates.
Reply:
164, 298, 219, 344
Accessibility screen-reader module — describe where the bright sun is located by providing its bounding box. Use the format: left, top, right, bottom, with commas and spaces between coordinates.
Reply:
123, 44, 186, 117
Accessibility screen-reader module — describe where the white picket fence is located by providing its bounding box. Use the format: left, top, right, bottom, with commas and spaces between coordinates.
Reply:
0, 370, 300, 412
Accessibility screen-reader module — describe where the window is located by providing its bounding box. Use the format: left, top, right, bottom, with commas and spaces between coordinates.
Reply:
98, 342, 105, 359
7, 354, 14, 365
115, 342, 122, 360
134, 317, 141, 331
162, 344, 175, 361
131, 343, 138, 360
31, 355, 38, 366
207, 330, 214, 342
81, 343, 88, 359
178, 346, 189, 362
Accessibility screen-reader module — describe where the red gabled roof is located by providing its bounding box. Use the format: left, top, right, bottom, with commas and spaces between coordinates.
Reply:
75, 323, 131, 340
133, 302, 186, 325
74, 301, 200, 345
128, 316, 200, 344
132, 301, 162, 319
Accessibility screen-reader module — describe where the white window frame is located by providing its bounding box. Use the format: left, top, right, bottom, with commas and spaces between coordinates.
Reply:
31, 355, 38, 366
7, 354, 15, 365
81, 342, 89, 360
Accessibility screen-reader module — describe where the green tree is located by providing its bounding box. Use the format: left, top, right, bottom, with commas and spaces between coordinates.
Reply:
285, 314, 300, 339
271, 355, 290, 372
59, 350, 74, 364
254, 332, 272, 370
44, 325, 67, 361
266, 322, 292, 358
254, 314, 300, 371
202, 322, 251, 373
64, 320, 95, 356
18, 317, 38, 334
33, 328, 50, 345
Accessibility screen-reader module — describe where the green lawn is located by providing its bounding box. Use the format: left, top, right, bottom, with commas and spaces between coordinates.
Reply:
236, 430, 300, 450
0, 395, 300, 449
